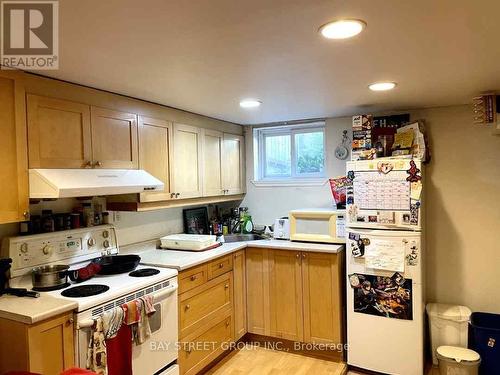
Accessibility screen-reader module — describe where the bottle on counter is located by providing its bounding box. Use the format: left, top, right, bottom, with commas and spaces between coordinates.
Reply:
70, 213, 80, 229
102, 211, 110, 225
41, 210, 55, 232
82, 203, 94, 227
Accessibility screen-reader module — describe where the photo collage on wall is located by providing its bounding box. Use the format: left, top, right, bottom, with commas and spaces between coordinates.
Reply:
349, 272, 413, 320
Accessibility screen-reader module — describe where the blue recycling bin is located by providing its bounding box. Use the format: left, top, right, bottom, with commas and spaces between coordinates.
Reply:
469, 312, 500, 375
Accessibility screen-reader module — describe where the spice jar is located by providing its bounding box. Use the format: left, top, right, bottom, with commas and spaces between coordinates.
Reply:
41, 210, 55, 232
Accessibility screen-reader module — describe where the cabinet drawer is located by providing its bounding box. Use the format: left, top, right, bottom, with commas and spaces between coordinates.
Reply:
179, 273, 232, 338
207, 255, 233, 280
179, 312, 232, 375
179, 264, 208, 294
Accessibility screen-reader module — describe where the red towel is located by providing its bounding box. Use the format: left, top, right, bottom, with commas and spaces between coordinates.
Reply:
105, 323, 133, 375
60, 369, 97, 375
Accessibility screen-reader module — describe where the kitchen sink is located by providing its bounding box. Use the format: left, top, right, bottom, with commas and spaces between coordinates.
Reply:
223, 234, 267, 243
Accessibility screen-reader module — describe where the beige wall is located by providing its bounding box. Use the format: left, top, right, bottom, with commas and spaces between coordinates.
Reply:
243, 104, 500, 313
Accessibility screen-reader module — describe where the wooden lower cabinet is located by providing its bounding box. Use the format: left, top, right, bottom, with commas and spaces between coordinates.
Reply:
232, 250, 247, 341
246, 248, 344, 345
0, 312, 75, 375
268, 250, 304, 341
246, 248, 270, 336
178, 255, 235, 375
302, 251, 344, 344
179, 272, 232, 338
179, 311, 232, 375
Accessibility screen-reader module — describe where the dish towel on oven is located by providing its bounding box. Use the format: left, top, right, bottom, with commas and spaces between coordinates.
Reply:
87, 307, 126, 375
122, 295, 156, 344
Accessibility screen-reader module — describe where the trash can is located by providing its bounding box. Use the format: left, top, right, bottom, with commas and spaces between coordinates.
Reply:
436, 346, 480, 375
469, 312, 500, 375
427, 303, 472, 365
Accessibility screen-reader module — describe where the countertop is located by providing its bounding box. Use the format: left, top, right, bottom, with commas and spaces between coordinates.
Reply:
0, 293, 77, 324
139, 239, 345, 271
0, 239, 344, 324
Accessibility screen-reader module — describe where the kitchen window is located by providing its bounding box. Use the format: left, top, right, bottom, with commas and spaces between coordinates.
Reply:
253, 122, 326, 184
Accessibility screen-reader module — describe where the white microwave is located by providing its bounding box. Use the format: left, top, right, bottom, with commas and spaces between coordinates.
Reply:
289, 209, 345, 244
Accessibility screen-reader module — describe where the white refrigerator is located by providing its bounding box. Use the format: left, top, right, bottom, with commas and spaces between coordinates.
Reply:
345, 158, 425, 375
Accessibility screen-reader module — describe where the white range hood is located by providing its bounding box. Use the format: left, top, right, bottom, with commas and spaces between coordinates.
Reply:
29, 169, 164, 198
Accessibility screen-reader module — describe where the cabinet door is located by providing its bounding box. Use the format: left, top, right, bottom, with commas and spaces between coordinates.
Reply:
0, 74, 29, 224
233, 250, 247, 341
138, 116, 173, 202
179, 273, 232, 338
245, 248, 270, 336
178, 312, 232, 375
222, 134, 245, 195
172, 123, 203, 199
91, 107, 138, 169
28, 313, 75, 375
302, 252, 343, 344
27, 94, 92, 168
202, 129, 223, 197
268, 249, 304, 341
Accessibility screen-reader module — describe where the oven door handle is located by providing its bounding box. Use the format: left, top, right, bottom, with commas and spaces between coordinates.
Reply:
76, 283, 178, 330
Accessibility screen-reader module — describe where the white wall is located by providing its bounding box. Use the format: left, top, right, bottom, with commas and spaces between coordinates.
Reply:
241, 116, 352, 225
243, 105, 500, 313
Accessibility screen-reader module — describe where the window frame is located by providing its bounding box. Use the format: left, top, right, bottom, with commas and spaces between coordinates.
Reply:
254, 122, 326, 182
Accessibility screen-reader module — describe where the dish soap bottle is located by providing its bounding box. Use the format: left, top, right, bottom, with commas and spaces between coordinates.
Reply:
242, 213, 254, 234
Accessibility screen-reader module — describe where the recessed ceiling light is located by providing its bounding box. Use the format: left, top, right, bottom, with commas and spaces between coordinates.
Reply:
368, 82, 397, 91
319, 19, 366, 39
239, 99, 262, 109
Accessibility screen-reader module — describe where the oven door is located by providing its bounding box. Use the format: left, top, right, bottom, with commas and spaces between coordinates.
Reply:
76, 279, 178, 375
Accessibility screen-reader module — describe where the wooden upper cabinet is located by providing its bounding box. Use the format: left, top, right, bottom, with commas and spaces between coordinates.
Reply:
302, 252, 343, 345
27, 94, 92, 168
172, 123, 203, 199
91, 107, 138, 169
202, 129, 223, 197
0, 73, 29, 224
268, 249, 304, 342
222, 134, 245, 195
138, 116, 172, 202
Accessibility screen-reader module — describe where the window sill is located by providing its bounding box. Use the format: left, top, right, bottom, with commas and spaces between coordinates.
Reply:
251, 178, 328, 187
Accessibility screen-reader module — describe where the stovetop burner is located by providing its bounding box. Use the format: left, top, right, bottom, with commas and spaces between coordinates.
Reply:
61, 284, 110, 298
33, 283, 70, 292
129, 268, 160, 277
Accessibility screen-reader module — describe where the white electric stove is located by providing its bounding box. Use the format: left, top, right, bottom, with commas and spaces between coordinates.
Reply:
2, 225, 179, 375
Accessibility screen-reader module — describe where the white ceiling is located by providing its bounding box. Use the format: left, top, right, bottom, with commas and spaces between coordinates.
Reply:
39, 0, 500, 125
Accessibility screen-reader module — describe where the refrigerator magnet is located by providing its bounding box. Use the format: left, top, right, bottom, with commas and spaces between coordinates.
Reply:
406, 160, 422, 182
377, 161, 394, 174
410, 181, 423, 200
391, 272, 406, 286
406, 245, 419, 266
410, 203, 419, 225
348, 273, 361, 288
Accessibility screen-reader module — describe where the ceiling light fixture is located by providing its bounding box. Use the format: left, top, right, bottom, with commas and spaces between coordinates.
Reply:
319, 19, 366, 39
239, 99, 262, 109
368, 82, 397, 91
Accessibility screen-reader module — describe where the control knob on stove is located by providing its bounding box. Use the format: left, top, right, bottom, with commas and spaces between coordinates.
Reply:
42, 244, 53, 255
87, 238, 96, 247
20, 243, 28, 253
103, 240, 110, 249
102, 230, 109, 238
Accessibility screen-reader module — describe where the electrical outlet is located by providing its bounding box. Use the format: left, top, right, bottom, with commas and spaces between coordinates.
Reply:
112, 211, 121, 222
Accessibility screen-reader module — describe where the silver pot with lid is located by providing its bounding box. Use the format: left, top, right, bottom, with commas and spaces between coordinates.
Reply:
31, 264, 77, 290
